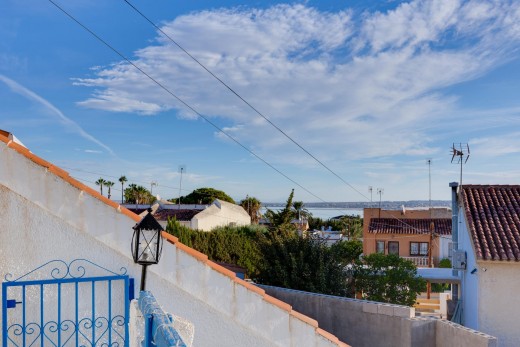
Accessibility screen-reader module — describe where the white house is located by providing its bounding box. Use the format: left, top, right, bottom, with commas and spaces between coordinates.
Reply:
453, 183, 520, 346
0, 130, 348, 347
191, 199, 251, 231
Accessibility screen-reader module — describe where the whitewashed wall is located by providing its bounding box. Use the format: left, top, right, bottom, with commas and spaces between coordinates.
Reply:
0, 140, 345, 347
458, 206, 479, 330
192, 200, 250, 231
478, 262, 520, 347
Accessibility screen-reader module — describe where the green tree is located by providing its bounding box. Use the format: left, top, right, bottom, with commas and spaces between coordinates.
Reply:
255, 232, 349, 296
292, 201, 310, 221
171, 187, 235, 204
105, 181, 115, 199
119, 175, 127, 203
166, 217, 266, 276
124, 184, 155, 204
330, 239, 363, 265
265, 189, 295, 229
95, 178, 106, 196
350, 253, 426, 306
240, 196, 262, 224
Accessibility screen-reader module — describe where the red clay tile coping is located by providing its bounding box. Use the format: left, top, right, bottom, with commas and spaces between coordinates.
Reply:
1, 132, 348, 346
161, 232, 350, 345
0, 132, 141, 223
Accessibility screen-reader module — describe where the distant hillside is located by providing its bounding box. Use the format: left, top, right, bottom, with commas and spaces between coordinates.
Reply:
263, 200, 451, 210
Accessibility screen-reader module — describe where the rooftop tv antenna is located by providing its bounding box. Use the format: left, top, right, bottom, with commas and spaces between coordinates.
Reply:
178, 165, 186, 209
368, 186, 373, 205
451, 143, 470, 188
377, 188, 384, 218
426, 159, 432, 218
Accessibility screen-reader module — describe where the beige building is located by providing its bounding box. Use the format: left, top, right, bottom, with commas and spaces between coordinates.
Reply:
363, 207, 452, 267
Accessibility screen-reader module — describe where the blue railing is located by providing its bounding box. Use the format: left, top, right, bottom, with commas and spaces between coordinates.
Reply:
138, 291, 187, 347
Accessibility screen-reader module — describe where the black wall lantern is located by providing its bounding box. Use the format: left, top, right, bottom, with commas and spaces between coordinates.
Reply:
131, 209, 164, 291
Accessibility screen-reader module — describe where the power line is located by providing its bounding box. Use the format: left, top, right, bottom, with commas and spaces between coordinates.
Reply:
47, 1, 447, 236
47, 0, 329, 204
121, 0, 369, 201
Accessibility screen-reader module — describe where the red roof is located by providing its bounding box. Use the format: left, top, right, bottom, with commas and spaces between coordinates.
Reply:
462, 185, 520, 261
368, 218, 452, 236
153, 209, 200, 221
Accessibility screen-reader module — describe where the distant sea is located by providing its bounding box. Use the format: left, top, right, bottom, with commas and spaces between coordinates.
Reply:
262, 200, 451, 220
261, 207, 362, 220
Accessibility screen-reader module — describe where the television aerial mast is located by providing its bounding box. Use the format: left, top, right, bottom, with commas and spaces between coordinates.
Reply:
178, 165, 186, 208
451, 143, 470, 188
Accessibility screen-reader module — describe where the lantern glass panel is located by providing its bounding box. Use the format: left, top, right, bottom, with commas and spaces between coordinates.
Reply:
138, 228, 159, 263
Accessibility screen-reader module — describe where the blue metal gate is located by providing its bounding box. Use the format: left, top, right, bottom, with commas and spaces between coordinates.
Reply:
2, 259, 132, 347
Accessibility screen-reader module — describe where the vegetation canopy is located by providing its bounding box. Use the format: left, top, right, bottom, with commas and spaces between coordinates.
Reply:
166, 189, 424, 306
170, 187, 235, 204
349, 253, 426, 306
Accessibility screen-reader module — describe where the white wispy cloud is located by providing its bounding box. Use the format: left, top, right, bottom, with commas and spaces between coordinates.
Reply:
0, 74, 115, 156
73, 1, 520, 164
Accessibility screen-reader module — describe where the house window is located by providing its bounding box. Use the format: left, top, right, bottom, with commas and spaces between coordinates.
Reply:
410, 242, 429, 256
376, 241, 385, 254
388, 241, 399, 255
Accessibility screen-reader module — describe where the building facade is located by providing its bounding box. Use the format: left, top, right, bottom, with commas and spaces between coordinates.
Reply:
363, 207, 452, 267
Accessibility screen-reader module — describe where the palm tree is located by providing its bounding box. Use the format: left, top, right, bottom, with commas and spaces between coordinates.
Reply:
240, 196, 262, 224
95, 178, 106, 196
105, 181, 114, 199
119, 175, 127, 203
292, 201, 310, 221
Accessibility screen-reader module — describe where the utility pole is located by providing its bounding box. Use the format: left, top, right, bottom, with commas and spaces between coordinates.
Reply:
427, 159, 433, 299
178, 165, 186, 209
377, 188, 384, 218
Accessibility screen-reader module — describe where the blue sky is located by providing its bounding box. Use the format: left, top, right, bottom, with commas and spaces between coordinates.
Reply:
2, 0, 520, 203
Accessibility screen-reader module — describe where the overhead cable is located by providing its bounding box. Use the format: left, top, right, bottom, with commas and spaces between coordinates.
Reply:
47, 0, 328, 204
122, 0, 369, 201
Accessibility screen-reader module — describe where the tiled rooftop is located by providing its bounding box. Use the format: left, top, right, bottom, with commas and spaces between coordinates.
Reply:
154, 209, 200, 221
462, 185, 520, 261
368, 218, 452, 236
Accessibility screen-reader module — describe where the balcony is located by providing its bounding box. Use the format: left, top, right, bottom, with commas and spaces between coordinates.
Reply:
402, 256, 430, 267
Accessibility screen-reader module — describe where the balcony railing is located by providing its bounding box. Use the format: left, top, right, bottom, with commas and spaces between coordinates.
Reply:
402, 256, 429, 267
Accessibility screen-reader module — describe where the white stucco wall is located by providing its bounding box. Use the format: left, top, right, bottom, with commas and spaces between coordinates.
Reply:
192, 200, 251, 231
478, 262, 520, 347
458, 206, 479, 330
0, 140, 345, 347
438, 236, 451, 260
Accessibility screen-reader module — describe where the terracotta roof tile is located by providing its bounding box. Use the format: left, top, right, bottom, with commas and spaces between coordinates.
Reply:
462, 185, 520, 261
368, 218, 452, 236
264, 294, 292, 312
290, 309, 319, 328
316, 328, 340, 344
